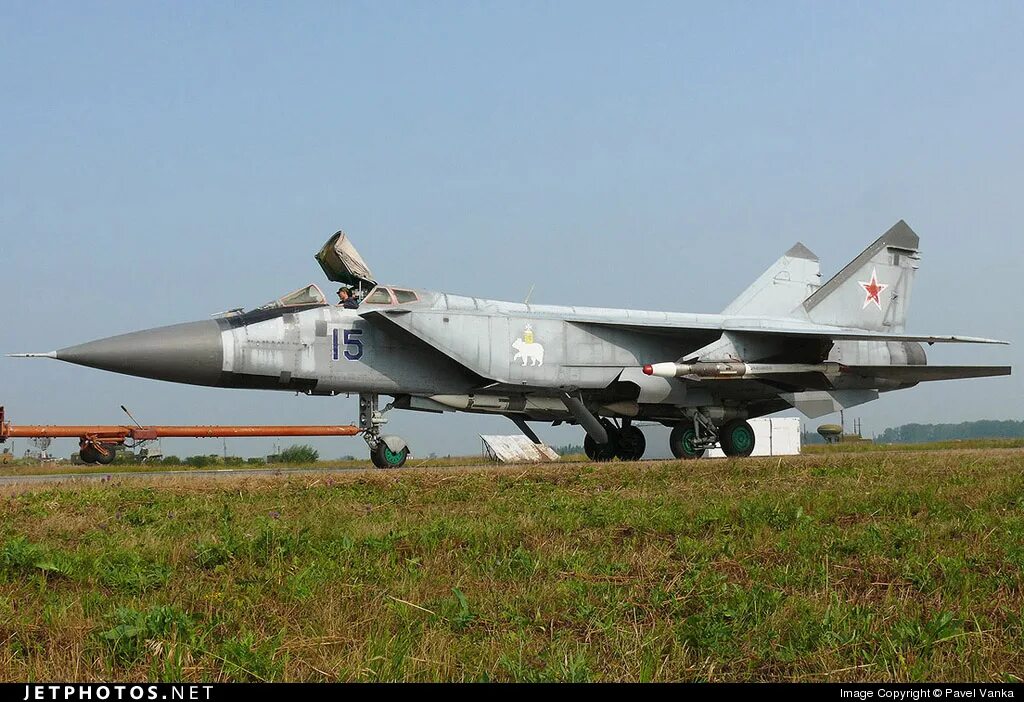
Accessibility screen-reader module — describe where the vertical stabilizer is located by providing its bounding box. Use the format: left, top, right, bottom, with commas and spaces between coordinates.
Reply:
802, 220, 920, 332
722, 243, 821, 317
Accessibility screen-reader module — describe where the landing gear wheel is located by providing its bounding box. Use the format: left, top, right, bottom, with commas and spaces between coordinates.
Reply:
615, 426, 646, 461
583, 436, 596, 460
720, 420, 755, 457
79, 446, 99, 464
583, 431, 618, 462
371, 442, 409, 469
670, 424, 705, 459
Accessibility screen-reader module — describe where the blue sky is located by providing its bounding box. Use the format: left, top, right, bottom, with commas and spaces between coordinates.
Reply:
1, 1, 1021, 459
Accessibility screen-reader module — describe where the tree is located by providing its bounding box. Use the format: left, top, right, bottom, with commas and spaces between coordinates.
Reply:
877, 419, 1024, 444
276, 445, 319, 464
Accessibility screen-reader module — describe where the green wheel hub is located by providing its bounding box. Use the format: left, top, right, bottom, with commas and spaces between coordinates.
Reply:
371, 441, 410, 469
730, 425, 753, 452
682, 429, 697, 454
670, 423, 705, 460
720, 420, 756, 457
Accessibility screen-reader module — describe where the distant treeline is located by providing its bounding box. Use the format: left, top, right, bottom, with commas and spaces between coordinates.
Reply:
877, 420, 1024, 444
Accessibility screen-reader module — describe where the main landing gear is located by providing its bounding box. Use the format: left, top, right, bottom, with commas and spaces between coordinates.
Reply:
359, 394, 410, 469
669, 411, 756, 459
563, 394, 753, 463
582, 418, 647, 461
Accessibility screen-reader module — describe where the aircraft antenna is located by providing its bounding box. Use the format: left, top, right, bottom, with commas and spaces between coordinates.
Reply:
524, 283, 536, 306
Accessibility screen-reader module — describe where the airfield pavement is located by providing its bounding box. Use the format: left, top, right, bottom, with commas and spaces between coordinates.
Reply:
0, 445, 1022, 681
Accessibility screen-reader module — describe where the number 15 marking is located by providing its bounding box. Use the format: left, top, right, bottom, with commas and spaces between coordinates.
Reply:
332, 328, 364, 361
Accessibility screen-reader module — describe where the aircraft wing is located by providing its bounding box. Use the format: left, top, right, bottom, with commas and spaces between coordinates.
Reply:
360, 308, 1011, 398
732, 328, 1007, 345
580, 320, 1009, 345
839, 365, 1012, 382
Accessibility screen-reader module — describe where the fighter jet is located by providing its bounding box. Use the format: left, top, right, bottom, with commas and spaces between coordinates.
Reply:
10, 221, 1011, 468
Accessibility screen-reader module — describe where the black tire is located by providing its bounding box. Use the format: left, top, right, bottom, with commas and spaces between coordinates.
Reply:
669, 423, 705, 460
583, 431, 618, 462
615, 425, 646, 461
79, 446, 99, 464
371, 442, 409, 469
94, 446, 116, 465
720, 420, 755, 457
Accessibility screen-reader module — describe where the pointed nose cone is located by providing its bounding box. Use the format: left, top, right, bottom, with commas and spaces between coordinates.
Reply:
56, 320, 224, 386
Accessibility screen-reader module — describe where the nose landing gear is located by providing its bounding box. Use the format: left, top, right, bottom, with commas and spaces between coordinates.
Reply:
359, 394, 410, 469
371, 440, 410, 469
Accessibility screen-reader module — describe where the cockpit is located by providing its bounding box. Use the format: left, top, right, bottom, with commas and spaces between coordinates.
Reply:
249, 283, 421, 313
361, 287, 421, 305
238, 231, 423, 314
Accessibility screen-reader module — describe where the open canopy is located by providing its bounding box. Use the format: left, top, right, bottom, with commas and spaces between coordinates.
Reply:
315, 231, 377, 288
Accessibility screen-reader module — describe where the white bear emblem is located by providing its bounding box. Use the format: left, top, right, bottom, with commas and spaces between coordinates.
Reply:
512, 337, 544, 367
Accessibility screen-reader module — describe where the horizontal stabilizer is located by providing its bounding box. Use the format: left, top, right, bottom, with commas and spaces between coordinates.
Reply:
841, 365, 1011, 382
781, 389, 879, 418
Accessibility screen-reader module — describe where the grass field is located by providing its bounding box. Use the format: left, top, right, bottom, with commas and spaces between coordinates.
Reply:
1, 447, 1023, 681
0, 454, 483, 477
804, 438, 1024, 453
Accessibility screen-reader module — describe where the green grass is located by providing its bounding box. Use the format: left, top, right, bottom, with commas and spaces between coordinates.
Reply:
0, 453, 541, 476
5, 439, 1021, 479
804, 438, 1024, 453
0, 448, 1023, 681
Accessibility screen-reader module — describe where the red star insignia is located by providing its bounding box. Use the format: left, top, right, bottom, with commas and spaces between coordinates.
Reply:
859, 268, 888, 309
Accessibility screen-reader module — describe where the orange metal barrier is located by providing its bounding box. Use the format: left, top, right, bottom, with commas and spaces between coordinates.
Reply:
0, 406, 360, 447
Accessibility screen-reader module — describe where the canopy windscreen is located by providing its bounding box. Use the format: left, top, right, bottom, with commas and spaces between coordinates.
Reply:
255, 284, 327, 311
